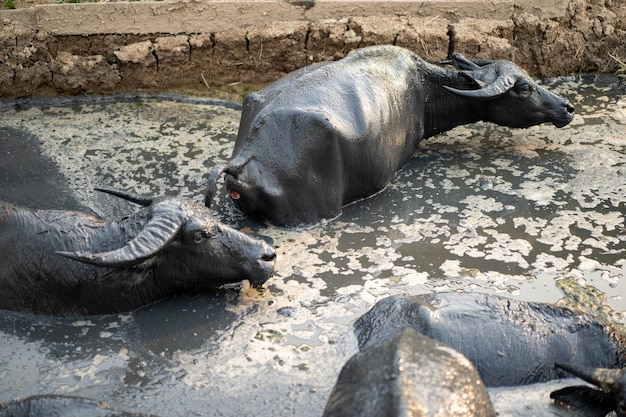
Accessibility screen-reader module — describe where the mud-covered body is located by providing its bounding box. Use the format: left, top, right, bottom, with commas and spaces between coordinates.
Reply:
354, 293, 624, 387
0, 189, 275, 316
0, 395, 158, 417
206, 45, 574, 226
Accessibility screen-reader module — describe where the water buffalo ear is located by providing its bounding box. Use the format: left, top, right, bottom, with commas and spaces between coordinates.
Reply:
550, 385, 617, 417
57, 200, 184, 268
441, 53, 497, 70
449, 53, 481, 70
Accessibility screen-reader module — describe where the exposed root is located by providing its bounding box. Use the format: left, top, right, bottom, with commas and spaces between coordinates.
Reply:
200, 71, 210, 90
608, 50, 626, 78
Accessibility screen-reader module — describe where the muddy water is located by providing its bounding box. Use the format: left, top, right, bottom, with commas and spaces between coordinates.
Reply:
0, 76, 624, 416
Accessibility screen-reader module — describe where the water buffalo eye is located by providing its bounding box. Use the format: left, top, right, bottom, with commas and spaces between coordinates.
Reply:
618, 403, 626, 416
518, 83, 532, 95
192, 229, 214, 243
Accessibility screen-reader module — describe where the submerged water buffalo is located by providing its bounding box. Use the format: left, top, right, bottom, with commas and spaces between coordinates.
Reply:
354, 293, 624, 387
0, 395, 158, 417
551, 363, 626, 417
0, 188, 276, 316
205, 45, 575, 226
323, 328, 496, 417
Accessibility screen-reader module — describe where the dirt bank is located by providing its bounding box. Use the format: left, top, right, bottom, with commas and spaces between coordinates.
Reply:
0, 0, 624, 97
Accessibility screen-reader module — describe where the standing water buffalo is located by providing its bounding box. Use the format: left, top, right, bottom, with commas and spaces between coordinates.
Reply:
0, 188, 276, 316
205, 45, 575, 226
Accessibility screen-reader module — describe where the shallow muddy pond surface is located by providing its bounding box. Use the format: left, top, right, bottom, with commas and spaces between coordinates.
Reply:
0, 76, 624, 416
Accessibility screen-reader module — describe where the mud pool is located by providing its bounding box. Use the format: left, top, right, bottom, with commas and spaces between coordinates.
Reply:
0, 76, 624, 416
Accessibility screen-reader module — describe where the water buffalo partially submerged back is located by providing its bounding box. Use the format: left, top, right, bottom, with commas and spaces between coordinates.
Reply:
205, 45, 575, 226
354, 293, 624, 387
551, 363, 626, 417
0, 188, 276, 316
322, 328, 496, 417
0, 395, 158, 417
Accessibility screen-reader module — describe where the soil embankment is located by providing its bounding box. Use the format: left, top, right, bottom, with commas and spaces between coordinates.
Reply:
0, 0, 624, 97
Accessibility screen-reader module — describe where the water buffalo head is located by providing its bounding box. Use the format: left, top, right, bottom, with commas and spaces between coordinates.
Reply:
58, 188, 276, 288
443, 53, 575, 128
551, 362, 626, 417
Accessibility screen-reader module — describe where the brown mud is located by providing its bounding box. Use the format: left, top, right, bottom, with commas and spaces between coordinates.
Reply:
0, 0, 624, 98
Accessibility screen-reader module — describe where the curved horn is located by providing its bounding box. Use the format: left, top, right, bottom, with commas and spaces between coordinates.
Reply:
556, 362, 625, 393
204, 163, 227, 208
95, 187, 154, 207
57, 200, 184, 268
458, 71, 487, 89
444, 74, 516, 100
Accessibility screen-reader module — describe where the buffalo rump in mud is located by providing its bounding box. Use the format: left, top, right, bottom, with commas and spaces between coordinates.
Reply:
0, 188, 276, 316
205, 45, 574, 226
322, 328, 496, 417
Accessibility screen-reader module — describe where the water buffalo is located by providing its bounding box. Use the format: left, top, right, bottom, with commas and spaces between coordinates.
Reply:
322, 328, 496, 417
551, 363, 626, 417
0, 395, 158, 417
205, 45, 575, 226
0, 188, 276, 316
354, 293, 624, 387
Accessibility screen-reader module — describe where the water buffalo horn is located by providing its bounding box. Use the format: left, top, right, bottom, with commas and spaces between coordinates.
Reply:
57, 202, 184, 268
458, 71, 487, 88
95, 187, 154, 207
204, 163, 226, 208
556, 362, 624, 393
444, 74, 516, 100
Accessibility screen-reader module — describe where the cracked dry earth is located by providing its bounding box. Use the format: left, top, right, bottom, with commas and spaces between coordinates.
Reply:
0, 0, 625, 96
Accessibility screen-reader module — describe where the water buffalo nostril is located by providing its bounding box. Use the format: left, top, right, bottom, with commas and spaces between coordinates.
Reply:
566, 102, 575, 114
261, 253, 276, 262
